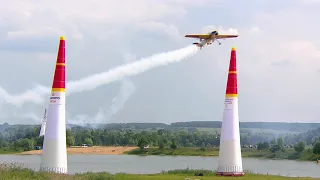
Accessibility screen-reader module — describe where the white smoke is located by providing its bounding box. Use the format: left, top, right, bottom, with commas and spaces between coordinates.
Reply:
67, 53, 138, 126
109, 78, 136, 115
0, 45, 199, 107
67, 78, 137, 126
108, 53, 137, 120
66, 45, 199, 95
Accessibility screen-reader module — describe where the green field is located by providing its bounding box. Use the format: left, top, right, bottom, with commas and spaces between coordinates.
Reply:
0, 167, 316, 180
125, 147, 320, 161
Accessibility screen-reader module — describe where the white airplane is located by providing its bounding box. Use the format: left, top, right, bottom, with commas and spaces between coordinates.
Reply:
185, 30, 238, 49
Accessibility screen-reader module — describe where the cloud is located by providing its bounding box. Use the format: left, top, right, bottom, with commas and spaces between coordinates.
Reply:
1, 0, 230, 124
270, 59, 292, 67
1, 0, 214, 39
135, 21, 181, 41
231, 3, 320, 122
201, 25, 239, 35
287, 41, 320, 59
249, 26, 262, 35
1, 1, 177, 52
1, 0, 320, 124
299, 0, 320, 4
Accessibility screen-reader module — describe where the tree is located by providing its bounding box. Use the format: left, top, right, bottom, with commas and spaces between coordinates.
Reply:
200, 142, 206, 151
257, 141, 270, 150
294, 141, 306, 153
35, 136, 44, 146
84, 138, 93, 146
0, 134, 8, 148
157, 129, 165, 135
270, 144, 281, 153
313, 142, 320, 154
20, 138, 34, 151
66, 136, 75, 147
170, 142, 177, 150
137, 137, 148, 150
257, 142, 264, 150
277, 137, 284, 147
158, 140, 165, 149
263, 141, 270, 149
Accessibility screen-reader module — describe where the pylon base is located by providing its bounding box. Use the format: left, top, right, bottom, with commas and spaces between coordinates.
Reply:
216, 172, 245, 176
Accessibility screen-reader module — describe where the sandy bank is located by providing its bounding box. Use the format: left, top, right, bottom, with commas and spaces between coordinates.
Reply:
20, 146, 137, 155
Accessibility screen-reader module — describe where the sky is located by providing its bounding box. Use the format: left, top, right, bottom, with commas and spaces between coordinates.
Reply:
1, 0, 320, 124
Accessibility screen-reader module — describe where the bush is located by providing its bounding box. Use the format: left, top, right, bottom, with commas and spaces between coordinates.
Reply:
294, 141, 306, 153
313, 142, 320, 154
161, 168, 216, 175
170, 142, 177, 150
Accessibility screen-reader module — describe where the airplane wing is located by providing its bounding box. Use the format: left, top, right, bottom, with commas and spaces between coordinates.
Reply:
215, 35, 238, 39
185, 34, 211, 39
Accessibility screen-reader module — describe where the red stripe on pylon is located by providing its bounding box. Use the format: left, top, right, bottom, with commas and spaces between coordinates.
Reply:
225, 47, 238, 96
51, 36, 66, 90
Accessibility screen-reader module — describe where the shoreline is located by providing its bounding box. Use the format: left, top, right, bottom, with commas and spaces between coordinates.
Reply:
124, 147, 320, 163
1, 168, 317, 179
19, 146, 137, 155
5, 147, 320, 164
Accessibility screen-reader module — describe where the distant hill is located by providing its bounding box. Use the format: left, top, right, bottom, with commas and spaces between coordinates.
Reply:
1, 121, 320, 133
64, 121, 320, 132
170, 121, 320, 132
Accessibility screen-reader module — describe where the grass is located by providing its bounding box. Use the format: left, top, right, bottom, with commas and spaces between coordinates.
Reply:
0, 147, 22, 154
125, 147, 320, 162
0, 164, 316, 180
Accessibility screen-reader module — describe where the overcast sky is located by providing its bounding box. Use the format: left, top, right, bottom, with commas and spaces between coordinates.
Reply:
1, 0, 320, 125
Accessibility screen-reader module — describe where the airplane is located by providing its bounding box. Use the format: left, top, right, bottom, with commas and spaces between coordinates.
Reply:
185, 30, 238, 49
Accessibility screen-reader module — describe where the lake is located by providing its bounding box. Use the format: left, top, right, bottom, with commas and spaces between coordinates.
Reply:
0, 155, 319, 178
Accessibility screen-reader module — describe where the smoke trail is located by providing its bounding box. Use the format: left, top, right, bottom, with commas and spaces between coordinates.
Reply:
0, 45, 199, 106
67, 53, 137, 126
66, 45, 198, 94
67, 78, 136, 126
107, 53, 137, 121
108, 78, 136, 121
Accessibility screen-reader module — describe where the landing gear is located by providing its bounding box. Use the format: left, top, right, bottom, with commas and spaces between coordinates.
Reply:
216, 40, 222, 45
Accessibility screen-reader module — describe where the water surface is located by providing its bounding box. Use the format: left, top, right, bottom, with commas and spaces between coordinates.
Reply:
0, 155, 319, 178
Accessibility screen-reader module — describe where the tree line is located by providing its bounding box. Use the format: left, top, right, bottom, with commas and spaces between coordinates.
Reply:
1, 123, 320, 155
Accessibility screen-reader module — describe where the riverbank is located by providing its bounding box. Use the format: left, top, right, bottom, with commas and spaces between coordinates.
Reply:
3, 146, 320, 162
125, 147, 320, 161
19, 146, 136, 155
0, 167, 316, 180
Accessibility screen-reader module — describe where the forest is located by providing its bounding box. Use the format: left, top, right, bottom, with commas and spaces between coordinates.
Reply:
1, 121, 320, 156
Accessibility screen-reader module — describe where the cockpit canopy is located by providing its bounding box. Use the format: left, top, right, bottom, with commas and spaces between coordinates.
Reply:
211, 31, 218, 35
